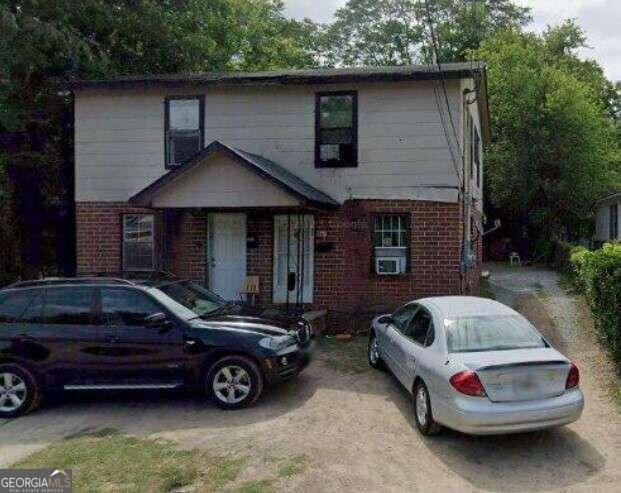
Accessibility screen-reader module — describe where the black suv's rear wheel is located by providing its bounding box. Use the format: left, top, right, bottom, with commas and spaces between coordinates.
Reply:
0, 364, 41, 418
206, 356, 263, 410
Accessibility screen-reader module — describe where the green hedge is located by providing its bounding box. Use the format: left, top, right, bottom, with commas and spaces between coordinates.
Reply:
554, 241, 587, 281
570, 243, 621, 362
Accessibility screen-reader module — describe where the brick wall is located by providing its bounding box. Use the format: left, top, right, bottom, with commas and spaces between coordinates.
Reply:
465, 208, 483, 295
75, 202, 155, 274
76, 199, 478, 331
247, 211, 274, 305
313, 199, 465, 330
164, 210, 206, 283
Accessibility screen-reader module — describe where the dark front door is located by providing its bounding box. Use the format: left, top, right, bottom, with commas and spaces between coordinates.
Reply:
95, 287, 186, 387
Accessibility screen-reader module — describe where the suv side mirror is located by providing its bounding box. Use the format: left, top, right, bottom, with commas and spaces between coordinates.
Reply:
144, 312, 171, 330
377, 314, 393, 325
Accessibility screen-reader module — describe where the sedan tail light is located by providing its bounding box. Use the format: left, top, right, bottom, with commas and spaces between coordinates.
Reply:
450, 370, 487, 397
566, 362, 580, 389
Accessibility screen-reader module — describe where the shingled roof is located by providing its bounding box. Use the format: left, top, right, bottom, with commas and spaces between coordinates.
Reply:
64, 62, 486, 91
129, 141, 339, 209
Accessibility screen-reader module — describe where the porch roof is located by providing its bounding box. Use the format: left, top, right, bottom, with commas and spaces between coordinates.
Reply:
129, 141, 340, 209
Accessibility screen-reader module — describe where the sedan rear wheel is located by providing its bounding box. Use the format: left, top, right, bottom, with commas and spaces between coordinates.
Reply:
414, 381, 441, 436
207, 356, 263, 410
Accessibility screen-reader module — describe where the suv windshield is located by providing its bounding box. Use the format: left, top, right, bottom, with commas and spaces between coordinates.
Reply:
445, 315, 547, 353
155, 281, 226, 318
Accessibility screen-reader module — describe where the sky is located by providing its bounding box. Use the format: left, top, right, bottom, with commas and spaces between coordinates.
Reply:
283, 0, 621, 81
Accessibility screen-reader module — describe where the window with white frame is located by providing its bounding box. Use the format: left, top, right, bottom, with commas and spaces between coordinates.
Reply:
122, 214, 154, 271
373, 215, 410, 275
165, 96, 204, 167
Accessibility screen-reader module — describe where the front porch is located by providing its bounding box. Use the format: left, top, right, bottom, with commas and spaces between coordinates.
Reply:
127, 140, 339, 312
160, 208, 320, 311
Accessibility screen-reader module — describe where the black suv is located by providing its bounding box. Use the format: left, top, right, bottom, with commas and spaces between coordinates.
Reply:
0, 278, 313, 417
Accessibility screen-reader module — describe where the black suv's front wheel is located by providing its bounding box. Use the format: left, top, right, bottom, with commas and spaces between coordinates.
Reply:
0, 364, 41, 418
206, 356, 264, 410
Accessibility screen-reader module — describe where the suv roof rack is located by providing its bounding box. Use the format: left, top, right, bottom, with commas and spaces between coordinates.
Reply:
6, 277, 137, 289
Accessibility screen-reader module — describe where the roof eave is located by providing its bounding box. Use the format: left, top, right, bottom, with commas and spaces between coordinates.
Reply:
59, 64, 486, 92
128, 141, 340, 210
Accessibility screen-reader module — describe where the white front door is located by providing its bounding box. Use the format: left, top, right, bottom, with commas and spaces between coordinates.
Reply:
208, 213, 247, 301
273, 214, 314, 304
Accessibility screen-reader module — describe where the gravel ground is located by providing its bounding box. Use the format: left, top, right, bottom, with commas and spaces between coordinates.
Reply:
1, 264, 620, 492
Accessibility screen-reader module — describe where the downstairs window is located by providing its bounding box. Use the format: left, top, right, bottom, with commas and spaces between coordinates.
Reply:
373, 214, 410, 275
122, 214, 154, 271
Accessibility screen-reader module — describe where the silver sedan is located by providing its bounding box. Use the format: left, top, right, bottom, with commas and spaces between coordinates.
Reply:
368, 296, 584, 435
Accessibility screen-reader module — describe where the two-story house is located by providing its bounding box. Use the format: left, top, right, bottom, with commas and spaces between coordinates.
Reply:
67, 64, 490, 328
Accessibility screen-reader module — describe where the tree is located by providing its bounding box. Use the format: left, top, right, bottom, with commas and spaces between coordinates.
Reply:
0, 0, 319, 282
320, 0, 531, 66
474, 28, 620, 249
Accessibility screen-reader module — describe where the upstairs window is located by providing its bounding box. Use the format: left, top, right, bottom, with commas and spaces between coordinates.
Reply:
165, 96, 204, 168
610, 204, 619, 240
315, 91, 358, 167
466, 113, 474, 180
122, 214, 154, 271
465, 111, 481, 188
473, 126, 481, 188
373, 214, 410, 275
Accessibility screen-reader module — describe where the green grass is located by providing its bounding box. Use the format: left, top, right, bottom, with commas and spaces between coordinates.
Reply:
13, 431, 312, 493
230, 456, 309, 493
12, 429, 245, 493
558, 270, 580, 295
479, 278, 496, 300
277, 455, 309, 479
533, 282, 551, 301
232, 479, 277, 493
319, 336, 370, 374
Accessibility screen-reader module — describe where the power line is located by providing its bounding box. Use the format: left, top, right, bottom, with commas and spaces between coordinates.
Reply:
419, 0, 464, 188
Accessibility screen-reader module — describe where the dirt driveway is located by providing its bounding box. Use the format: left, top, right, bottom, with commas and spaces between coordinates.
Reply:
1, 264, 621, 492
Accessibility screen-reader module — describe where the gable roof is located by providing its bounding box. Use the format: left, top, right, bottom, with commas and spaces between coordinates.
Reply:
129, 141, 339, 209
64, 63, 486, 91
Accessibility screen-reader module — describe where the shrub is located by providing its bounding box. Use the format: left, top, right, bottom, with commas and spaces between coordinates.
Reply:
553, 241, 587, 279
571, 243, 621, 362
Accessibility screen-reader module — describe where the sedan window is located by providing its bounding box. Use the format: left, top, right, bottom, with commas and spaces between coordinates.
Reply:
445, 315, 547, 353
392, 304, 418, 331
404, 309, 434, 346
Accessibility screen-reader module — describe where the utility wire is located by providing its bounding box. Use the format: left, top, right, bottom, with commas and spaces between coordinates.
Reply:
422, 0, 463, 150
419, 0, 464, 189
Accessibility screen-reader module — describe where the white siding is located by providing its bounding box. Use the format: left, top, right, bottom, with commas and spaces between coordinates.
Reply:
75, 79, 471, 204
595, 199, 621, 241
460, 78, 483, 209
151, 154, 300, 208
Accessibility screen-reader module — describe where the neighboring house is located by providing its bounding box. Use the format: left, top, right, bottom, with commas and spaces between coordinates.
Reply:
595, 192, 620, 243
67, 64, 490, 326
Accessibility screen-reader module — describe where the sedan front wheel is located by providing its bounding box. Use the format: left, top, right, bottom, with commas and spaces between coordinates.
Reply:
368, 333, 384, 370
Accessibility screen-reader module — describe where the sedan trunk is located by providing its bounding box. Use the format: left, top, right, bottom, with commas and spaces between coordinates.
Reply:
453, 348, 571, 402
